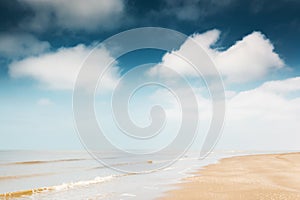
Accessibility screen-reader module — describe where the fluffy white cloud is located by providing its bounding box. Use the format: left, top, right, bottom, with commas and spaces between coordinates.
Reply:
258, 77, 300, 94
228, 77, 300, 120
218, 76, 300, 150
20, 0, 124, 32
9, 44, 120, 90
149, 29, 221, 77
215, 31, 284, 82
148, 76, 300, 150
150, 29, 285, 83
0, 33, 50, 58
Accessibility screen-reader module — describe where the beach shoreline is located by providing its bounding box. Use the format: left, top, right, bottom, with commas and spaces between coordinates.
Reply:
159, 152, 300, 200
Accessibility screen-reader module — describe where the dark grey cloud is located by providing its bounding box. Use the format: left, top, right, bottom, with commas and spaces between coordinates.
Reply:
161, 0, 236, 21
0, 33, 50, 59
0, 0, 299, 69
18, 0, 125, 32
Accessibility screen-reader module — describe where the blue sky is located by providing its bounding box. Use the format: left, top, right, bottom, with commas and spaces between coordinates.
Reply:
0, 0, 300, 151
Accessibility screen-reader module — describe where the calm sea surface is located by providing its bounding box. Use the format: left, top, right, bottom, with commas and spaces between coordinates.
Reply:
0, 150, 285, 199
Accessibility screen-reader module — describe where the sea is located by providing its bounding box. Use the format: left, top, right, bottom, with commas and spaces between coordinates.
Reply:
0, 150, 289, 200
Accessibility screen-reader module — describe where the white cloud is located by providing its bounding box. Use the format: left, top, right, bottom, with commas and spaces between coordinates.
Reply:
147, 76, 300, 150
259, 77, 300, 94
216, 31, 284, 82
20, 0, 125, 32
147, 29, 297, 150
218, 76, 300, 150
150, 29, 285, 83
228, 77, 300, 121
9, 44, 120, 90
0, 33, 50, 58
149, 29, 221, 77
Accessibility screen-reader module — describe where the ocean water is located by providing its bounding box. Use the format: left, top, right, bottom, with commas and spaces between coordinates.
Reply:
0, 150, 279, 200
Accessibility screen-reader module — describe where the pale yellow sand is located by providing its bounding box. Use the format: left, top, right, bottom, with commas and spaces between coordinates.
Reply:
160, 153, 300, 200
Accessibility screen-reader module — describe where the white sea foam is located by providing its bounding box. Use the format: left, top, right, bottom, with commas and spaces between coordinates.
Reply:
52, 175, 116, 191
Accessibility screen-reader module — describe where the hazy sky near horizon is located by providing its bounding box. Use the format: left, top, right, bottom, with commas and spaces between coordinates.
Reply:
0, 0, 300, 151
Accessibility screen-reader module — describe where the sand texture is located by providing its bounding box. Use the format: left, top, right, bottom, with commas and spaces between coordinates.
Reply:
160, 153, 300, 200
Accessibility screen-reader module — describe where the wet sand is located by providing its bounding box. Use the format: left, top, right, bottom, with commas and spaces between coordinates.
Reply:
0, 187, 52, 199
160, 152, 300, 200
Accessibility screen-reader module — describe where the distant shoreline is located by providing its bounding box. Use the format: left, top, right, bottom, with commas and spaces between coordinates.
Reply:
159, 152, 300, 199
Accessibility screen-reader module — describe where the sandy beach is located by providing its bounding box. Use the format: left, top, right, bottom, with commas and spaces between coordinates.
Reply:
160, 152, 300, 200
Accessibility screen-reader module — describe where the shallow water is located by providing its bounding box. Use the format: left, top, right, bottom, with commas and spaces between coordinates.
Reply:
0, 150, 285, 199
